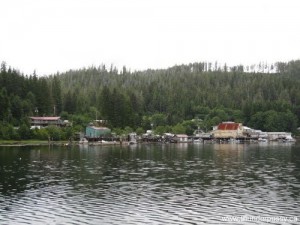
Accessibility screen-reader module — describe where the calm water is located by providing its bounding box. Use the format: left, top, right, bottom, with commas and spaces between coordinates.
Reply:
0, 143, 300, 224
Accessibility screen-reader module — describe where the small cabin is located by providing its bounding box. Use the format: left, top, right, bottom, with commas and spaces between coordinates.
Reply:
85, 126, 111, 138
175, 134, 189, 143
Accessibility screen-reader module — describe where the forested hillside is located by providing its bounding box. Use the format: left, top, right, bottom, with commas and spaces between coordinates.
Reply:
58, 61, 300, 133
0, 63, 61, 124
0, 62, 63, 139
0, 60, 300, 139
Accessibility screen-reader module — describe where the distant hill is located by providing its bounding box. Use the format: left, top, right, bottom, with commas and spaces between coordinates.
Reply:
56, 60, 300, 131
0, 60, 299, 133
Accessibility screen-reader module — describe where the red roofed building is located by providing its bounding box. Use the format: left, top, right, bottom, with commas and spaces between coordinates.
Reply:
212, 122, 243, 139
29, 116, 65, 127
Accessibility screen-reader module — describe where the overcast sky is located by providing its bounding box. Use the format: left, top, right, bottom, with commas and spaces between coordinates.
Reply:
1, 0, 300, 75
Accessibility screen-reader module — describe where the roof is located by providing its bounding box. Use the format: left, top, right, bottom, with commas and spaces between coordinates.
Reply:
217, 122, 239, 130
176, 134, 188, 138
30, 117, 60, 121
88, 126, 110, 130
267, 132, 291, 135
243, 126, 251, 130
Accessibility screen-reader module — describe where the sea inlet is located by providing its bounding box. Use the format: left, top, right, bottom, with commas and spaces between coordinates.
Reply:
0, 142, 300, 224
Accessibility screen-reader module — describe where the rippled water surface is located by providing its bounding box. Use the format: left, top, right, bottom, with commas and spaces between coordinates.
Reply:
1, 143, 300, 224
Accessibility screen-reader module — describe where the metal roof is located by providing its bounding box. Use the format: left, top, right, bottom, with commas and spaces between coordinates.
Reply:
30, 117, 61, 121
88, 126, 110, 130
176, 134, 188, 137
217, 123, 239, 130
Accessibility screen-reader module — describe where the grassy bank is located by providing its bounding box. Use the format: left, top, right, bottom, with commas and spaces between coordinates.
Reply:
0, 140, 70, 146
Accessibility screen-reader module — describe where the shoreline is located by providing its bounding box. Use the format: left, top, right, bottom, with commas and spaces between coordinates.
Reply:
0, 138, 298, 147
0, 140, 70, 147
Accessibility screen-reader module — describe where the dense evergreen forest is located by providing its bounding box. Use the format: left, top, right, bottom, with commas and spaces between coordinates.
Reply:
0, 60, 300, 140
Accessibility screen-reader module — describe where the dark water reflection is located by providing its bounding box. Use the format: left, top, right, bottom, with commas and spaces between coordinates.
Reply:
0, 143, 300, 224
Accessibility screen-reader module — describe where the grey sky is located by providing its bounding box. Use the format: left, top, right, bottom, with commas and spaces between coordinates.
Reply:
1, 0, 299, 75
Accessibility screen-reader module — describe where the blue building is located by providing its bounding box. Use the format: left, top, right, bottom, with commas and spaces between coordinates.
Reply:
85, 126, 111, 138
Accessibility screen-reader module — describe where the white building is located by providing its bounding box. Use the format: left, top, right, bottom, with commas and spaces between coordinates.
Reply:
175, 134, 189, 143
267, 132, 294, 141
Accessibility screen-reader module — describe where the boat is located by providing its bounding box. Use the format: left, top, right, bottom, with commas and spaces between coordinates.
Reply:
79, 137, 88, 144
128, 140, 137, 145
128, 132, 138, 145
278, 136, 296, 143
258, 137, 268, 142
193, 138, 203, 143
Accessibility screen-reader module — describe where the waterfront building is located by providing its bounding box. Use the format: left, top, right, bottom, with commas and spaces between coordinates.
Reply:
212, 122, 244, 139
29, 116, 67, 128
85, 126, 111, 138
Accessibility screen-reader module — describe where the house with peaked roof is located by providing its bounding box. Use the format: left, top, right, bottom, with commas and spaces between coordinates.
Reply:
29, 116, 66, 128
212, 122, 244, 139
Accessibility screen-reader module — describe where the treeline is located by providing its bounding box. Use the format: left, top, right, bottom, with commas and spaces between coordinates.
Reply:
58, 60, 300, 133
0, 62, 62, 123
0, 62, 63, 139
0, 60, 300, 140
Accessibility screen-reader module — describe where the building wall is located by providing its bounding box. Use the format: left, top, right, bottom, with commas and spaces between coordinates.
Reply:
85, 126, 111, 137
177, 137, 187, 142
175, 134, 189, 142
30, 117, 63, 127
212, 123, 243, 138
213, 130, 238, 138
267, 132, 292, 141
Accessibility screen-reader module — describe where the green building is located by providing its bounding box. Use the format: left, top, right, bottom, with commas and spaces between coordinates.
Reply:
85, 126, 111, 138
